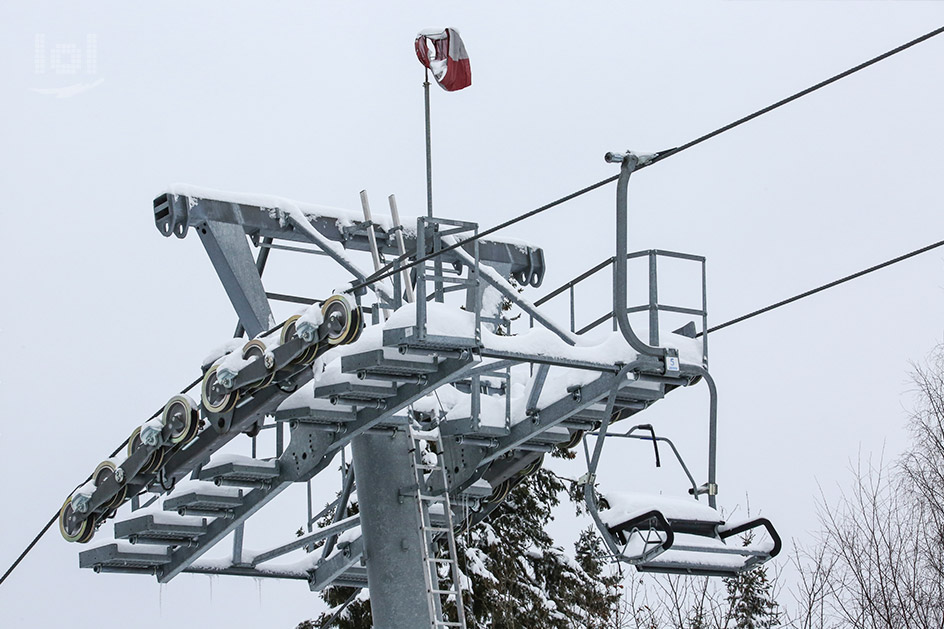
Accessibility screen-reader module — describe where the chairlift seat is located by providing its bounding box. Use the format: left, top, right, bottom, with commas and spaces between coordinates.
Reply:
598, 492, 781, 577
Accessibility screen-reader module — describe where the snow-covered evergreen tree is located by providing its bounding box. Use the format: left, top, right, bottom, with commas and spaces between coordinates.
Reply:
722, 550, 780, 629
296, 457, 622, 628
452, 466, 621, 628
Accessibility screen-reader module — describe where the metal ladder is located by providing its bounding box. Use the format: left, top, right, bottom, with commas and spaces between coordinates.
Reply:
409, 425, 469, 629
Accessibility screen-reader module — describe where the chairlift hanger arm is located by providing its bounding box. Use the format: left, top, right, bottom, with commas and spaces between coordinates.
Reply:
678, 364, 719, 508
609, 152, 666, 360
582, 362, 646, 556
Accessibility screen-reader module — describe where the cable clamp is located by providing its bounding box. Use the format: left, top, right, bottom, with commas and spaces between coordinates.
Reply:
604, 150, 658, 166
689, 482, 719, 497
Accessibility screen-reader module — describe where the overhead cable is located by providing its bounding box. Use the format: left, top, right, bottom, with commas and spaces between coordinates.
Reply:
698, 237, 944, 337
348, 24, 944, 295
0, 374, 202, 587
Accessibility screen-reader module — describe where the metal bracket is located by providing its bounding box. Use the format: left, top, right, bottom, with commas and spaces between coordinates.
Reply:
690, 482, 719, 497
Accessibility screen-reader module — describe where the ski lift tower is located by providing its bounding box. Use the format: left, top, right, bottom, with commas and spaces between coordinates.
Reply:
59, 153, 780, 628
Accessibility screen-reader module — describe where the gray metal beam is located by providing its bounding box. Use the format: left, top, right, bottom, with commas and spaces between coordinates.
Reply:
452, 246, 574, 345
197, 219, 274, 338
478, 348, 621, 373
322, 464, 356, 559
235, 236, 273, 338
250, 514, 360, 567
309, 537, 365, 591
156, 192, 547, 287
526, 365, 550, 412
481, 367, 644, 466
184, 565, 309, 580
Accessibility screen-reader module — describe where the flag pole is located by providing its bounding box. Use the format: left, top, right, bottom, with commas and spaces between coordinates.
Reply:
424, 67, 433, 218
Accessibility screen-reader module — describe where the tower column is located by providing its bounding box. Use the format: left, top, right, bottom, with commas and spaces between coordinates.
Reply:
351, 429, 430, 628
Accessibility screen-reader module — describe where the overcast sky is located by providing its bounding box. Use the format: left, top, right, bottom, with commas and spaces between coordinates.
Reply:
2, 2, 943, 627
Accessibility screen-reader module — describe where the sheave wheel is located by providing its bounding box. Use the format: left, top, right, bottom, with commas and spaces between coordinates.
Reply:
128, 426, 165, 474
93, 460, 127, 511
342, 304, 363, 345
281, 316, 320, 365
59, 496, 94, 544
201, 365, 238, 414
485, 479, 513, 505
321, 295, 359, 345
519, 458, 543, 477
280, 315, 301, 345
560, 430, 585, 451
163, 395, 199, 445
242, 339, 275, 387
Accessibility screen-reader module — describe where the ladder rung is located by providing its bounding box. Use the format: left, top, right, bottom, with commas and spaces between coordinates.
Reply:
412, 435, 467, 629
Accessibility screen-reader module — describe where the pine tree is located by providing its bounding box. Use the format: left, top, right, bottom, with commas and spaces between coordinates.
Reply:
452, 466, 621, 628
721, 537, 780, 629
298, 586, 371, 629
296, 455, 622, 628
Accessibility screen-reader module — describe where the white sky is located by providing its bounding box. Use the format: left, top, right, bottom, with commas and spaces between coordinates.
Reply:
2, 2, 943, 627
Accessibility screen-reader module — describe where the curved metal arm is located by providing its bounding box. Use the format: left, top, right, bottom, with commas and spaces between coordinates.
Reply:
719, 518, 782, 559
679, 364, 719, 509
582, 361, 644, 556
586, 362, 644, 476
610, 152, 665, 359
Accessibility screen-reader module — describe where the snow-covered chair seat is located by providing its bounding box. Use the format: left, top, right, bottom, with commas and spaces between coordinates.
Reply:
598, 492, 781, 577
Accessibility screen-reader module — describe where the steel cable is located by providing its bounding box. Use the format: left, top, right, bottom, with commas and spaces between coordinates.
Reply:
348, 24, 944, 295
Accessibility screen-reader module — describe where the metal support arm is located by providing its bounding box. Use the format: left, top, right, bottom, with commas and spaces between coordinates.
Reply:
198, 219, 275, 338
583, 362, 647, 557
679, 364, 719, 509
608, 152, 665, 359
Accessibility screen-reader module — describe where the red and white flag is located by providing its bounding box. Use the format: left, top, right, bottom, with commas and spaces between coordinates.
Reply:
415, 28, 471, 92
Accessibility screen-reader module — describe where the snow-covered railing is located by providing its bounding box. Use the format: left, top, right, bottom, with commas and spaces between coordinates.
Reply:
532, 249, 708, 365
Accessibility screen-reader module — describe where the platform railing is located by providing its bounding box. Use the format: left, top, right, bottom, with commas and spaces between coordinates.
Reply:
533, 250, 708, 365
414, 216, 482, 343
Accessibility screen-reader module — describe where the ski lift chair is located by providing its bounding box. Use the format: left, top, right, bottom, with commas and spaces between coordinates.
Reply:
578, 151, 781, 577
599, 491, 781, 577
583, 423, 781, 578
